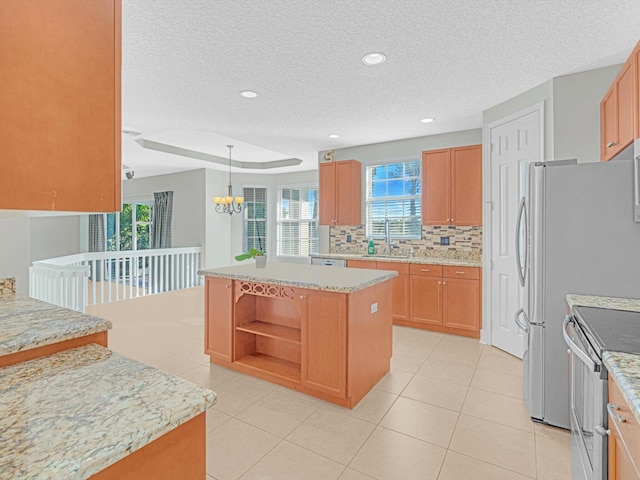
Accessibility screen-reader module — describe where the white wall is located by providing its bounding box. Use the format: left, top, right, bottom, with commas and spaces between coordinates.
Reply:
0, 216, 30, 294
124, 168, 206, 250
30, 215, 81, 262
0, 213, 82, 294
553, 65, 621, 163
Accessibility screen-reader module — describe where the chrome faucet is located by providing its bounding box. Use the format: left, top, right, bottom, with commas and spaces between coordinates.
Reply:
384, 218, 393, 255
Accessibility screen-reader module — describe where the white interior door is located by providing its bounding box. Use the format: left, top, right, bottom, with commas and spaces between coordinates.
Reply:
486, 104, 542, 358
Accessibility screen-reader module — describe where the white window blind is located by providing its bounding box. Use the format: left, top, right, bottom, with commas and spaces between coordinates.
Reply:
277, 186, 319, 257
366, 160, 421, 238
243, 187, 267, 252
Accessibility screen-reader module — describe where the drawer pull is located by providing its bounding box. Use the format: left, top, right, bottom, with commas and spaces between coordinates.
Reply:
300, 295, 306, 299
455, 271, 465, 275
421, 269, 430, 272
225, 284, 230, 288
607, 403, 626, 423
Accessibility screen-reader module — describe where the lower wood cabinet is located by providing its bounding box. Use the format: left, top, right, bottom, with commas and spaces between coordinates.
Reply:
205, 277, 233, 362
608, 377, 640, 479
347, 260, 481, 337
301, 289, 346, 397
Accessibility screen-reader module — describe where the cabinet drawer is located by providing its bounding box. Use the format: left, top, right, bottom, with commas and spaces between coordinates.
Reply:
409, 264, 442, 277
608, 377, 640, 474
377, 261, 410, 275
442, 266, 480, 280
347, 260, 377, 269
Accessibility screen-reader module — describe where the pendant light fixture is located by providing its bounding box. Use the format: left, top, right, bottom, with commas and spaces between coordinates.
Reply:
214, 145, 244, 215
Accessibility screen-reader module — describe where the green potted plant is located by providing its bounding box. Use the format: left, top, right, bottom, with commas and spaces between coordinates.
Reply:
235, 230, 266, 268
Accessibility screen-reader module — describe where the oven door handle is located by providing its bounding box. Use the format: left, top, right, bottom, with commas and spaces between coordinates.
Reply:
562, 315, 598, 372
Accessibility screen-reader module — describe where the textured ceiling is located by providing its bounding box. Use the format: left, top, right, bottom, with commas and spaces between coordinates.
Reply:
122, 0, 640, 177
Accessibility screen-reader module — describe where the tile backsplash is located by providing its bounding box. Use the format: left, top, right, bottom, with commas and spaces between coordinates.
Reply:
329, 225, 482, 261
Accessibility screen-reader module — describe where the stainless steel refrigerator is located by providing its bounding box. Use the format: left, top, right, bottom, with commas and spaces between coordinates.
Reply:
515, 158, 640, 429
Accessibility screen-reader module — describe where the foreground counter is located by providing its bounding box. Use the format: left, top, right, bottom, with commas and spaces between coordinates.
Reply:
199, 263, 396, 408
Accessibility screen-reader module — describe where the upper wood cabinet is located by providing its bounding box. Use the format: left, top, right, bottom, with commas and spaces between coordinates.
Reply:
601, 57, 635, 161
422, 145, 482, 226
0, 0, 121, 212
319, 160, 361, 226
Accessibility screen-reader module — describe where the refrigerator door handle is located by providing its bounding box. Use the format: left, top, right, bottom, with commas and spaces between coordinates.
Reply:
515, 308, 529, 332
562, 316, 598, 372
515, 196, 527, 287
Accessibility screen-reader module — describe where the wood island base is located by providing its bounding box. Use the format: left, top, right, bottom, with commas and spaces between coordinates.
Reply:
205, 275, 394, 409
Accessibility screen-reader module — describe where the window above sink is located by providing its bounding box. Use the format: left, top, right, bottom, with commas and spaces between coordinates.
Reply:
365, 159, 421, 239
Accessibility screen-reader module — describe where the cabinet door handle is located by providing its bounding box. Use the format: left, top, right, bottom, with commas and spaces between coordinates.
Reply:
607, 403, 626, 423
451, 218, 454, 222
442, 282, 446, 285
607, 141, 617, 148
225, 284, 230, 288
300, 295, 306, 299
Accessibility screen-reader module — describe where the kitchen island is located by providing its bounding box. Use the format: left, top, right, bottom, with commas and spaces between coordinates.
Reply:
199, 262, 396, 408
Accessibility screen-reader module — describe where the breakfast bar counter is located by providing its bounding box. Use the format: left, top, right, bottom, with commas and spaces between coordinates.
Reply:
200, 263, 396, 408
0, 344, 216, 480
0, 294, 112, 366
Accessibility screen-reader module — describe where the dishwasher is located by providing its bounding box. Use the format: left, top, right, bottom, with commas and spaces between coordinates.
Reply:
310, 257, 346, 267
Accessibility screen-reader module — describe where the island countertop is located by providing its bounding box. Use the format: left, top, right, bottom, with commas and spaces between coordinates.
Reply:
0, 295, 112, 356
199, 262, 397, 293
0, 344, 216, 480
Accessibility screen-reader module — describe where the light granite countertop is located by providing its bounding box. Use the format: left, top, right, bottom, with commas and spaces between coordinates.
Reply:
310, 253, 482, 268
199, 262, 397, 293
566, 294, 640, 313
0, 295, 112, 356
603, 351, 640, 426
0, 344, 216, 480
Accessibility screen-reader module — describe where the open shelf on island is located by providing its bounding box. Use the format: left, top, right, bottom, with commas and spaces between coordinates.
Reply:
236, 321, 301, 344
235, 353, 301, 382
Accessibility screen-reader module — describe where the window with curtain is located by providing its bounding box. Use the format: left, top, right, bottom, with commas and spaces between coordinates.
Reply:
277, 186, 319, 257
105, 201, 153, 251
366, 160, 421, 238
243, 187, 267, 252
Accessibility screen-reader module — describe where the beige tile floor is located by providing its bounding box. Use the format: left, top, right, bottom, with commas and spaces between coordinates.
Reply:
87, 287, 571, 480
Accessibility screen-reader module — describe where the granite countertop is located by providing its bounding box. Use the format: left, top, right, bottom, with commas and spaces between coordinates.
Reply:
199, 262, 397, 293
0, 295, 112, 356
603, 351, 640, 425
0, 344, 216, 480
310, 253, 482, 268
565, 294, 640, 313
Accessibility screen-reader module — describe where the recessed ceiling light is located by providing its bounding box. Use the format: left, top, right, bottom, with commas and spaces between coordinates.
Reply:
420, 117, 435, 123
362, 52, 386, 66
240, 90, 258, 98
328, 134, 340, 139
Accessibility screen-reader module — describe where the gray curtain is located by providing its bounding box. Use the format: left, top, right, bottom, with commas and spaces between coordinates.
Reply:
151, 191, 173, 249
88, 214, 105, 280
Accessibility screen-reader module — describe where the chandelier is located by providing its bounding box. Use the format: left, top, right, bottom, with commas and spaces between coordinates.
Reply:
214, 145, 244, 215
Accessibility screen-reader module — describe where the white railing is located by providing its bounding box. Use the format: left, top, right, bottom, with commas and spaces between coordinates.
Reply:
29, 247, 202, 312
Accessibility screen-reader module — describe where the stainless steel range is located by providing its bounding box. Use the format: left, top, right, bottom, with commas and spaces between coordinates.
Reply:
564, 306, 640, 480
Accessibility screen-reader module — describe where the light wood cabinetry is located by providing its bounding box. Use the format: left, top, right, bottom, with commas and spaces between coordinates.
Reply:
608, 377, 640, 479
377, 262, 410, 323
205, 277, 233, 363
0, 0, 122, 212
601, 57, 635, 161
347, 259, 481, 337
422, 145, 482, 226
319, 160, 362, 225
204, 277, 392, 408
